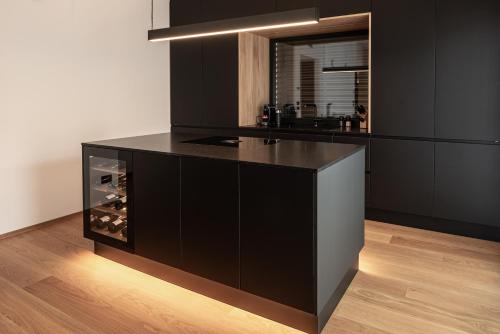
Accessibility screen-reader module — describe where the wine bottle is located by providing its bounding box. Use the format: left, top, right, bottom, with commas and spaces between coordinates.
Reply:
108, 218, 126, 233
113, 196, 127, 210
121, 226, 128, 238
96, 215, 111, 229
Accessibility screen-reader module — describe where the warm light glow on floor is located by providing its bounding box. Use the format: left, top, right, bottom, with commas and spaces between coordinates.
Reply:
74, 252, 305, 334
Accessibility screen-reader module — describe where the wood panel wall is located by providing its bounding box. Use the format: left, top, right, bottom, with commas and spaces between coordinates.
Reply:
238, 32, 270, 126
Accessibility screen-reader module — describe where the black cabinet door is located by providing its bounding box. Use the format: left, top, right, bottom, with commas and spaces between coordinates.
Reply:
276, 0, 315, 11
134, 153, 181, 267
180, 157, 239, 287
202, 36, 239, 128
434, 143, 500, 227
319, 0, 370, 18
435, 0, 500, 142
170, 39, 204, 127
201, 0, 275, 21
240, 163, 315, 313
370, 139, 434, 216
170, 0, 203, 26
371, 0, 435, 137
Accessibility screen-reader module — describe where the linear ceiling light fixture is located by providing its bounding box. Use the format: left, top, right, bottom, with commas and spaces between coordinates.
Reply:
148, 8, 319, 42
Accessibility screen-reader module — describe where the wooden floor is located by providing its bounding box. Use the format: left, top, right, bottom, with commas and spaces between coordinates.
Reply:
0, 214, 499, 334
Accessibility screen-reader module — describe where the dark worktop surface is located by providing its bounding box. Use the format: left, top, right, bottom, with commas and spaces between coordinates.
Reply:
83, 133, 364, 171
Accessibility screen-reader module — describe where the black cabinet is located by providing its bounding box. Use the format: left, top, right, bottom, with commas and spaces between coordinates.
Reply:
171, 36, 239, 128
371, 0, 435, 138
435, 0, 500, 142
370, 139, 434, 216
434, 143, 500, 227
201, 0, 275, 21
180, 157, 239, 287
276, 0, 315, 11
170, 39, 204, 127
170, 0, 202, 26
240, 163, 315, 313
319, 0, 370, 18
202, 36, 239, 128
134, 152, 181, 267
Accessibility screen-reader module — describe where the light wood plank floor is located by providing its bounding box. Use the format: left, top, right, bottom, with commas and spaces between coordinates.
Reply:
0, 214, 499, 334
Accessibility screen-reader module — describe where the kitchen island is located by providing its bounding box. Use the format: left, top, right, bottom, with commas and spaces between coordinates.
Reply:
82, 133, 365, 334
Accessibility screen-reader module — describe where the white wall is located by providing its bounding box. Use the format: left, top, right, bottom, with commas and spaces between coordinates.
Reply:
0, 0, 171, 234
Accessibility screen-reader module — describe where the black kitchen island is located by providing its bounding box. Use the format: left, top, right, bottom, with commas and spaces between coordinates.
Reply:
82, 133, 365, 334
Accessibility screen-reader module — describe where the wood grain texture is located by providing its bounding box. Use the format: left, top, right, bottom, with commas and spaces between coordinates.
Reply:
0, 214, 499, 333
238, 32, 270, 127
253, 14, 369, 39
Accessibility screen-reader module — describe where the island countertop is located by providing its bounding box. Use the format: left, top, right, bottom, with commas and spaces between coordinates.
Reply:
82, 133, 364, 171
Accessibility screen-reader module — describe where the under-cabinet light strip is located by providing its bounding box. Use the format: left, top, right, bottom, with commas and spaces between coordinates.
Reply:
149, 20, 318, 42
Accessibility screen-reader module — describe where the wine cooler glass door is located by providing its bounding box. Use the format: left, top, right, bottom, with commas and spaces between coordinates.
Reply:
83, 147, 133, 251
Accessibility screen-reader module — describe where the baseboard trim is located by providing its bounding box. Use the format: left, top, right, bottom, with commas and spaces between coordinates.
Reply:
0, 212, 82, 241
366, 208, 500, 242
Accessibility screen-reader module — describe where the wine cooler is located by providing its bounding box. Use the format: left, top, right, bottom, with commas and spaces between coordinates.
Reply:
83, 147, 134, 251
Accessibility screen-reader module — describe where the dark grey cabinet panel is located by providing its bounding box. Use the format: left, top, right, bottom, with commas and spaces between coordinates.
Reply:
180, 157, 239, 287
334, 136, 370, 171
170, 0, 202, 26
334, 136, 370, 203
319, 0, 370, 18
202, 36, 239, 128
170, 40, 204, 127
436, 0, 500, 142
276, 0, 315, 11
371, 0, 435, 137
434, 143, 500, 227
201, 0, 275, 21
134, 153, 181, 267
240, 163, 315, 313
370, 139, 434, 216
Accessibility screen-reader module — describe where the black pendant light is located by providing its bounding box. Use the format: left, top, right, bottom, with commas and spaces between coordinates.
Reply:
148, 7, 319, 42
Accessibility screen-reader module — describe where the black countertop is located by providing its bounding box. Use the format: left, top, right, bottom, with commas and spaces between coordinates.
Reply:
240, 124, 371, 137
83, 133, 364, 171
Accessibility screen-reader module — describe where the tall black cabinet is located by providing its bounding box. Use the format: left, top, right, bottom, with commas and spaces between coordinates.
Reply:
435, 0, 500, 142
170, 35, 238, 128
371, 0, 435, 138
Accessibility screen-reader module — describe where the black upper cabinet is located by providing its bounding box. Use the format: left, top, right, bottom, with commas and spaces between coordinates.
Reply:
240, 163, 315, 313
319, 0, 370, 18
434, 143, 500, 227
370, 139, 434, 216
170, 0, 202, 26
436, 0, 500, 142
134, 153, 181, 267
201, 0, 275, 21
202, 36, 239, 128
276, 0, 315, 11
170, 40, 204, 127
371, 0, 435, 138
180, 157, 239, 288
